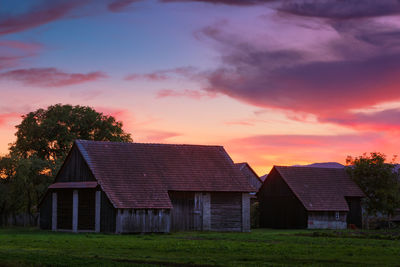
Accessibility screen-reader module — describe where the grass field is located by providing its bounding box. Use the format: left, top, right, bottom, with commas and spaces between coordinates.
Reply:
0, 228, 399, 266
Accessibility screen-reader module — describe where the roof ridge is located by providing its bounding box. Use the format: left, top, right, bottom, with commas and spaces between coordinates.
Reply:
75, 139, 223, 148
274, 165, 347, 170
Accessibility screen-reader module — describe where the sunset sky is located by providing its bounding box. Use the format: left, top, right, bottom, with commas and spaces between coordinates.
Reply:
1, 0, 400, 175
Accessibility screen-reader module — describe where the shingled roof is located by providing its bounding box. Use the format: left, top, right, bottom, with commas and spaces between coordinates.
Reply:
73, 140, 253, 209
273, 166, 364, 211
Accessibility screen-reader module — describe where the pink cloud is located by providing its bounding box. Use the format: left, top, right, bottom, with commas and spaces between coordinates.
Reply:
138, 130, 182, 143
125, 66, 197, 81
108, 0, 142, 12
0, 1, 90, 36
156, 89, 216, 99
0, 112, 21, 127
322, 109, 400, 132
0, 40, 42, 70
94, 107, 131, 121
0, 68, 107, 87
224, 120, 255, 126
196, 15, 400, 133
161, 0, 273, 5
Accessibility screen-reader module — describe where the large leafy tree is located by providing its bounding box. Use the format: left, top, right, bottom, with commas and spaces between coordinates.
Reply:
11, 104, 132, 166
346, 152, 400, 226
1, 104, 132, 224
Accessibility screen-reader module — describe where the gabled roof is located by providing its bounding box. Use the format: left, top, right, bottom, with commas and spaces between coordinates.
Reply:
273, 166, 364, 211
73, 140, 253, 209
235, 162, 263, 188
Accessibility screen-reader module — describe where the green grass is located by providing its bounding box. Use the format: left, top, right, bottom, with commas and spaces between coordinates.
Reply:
0, 228, 399, 266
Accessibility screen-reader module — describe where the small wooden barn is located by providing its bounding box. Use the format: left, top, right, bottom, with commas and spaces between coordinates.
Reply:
39, 140, 253, 233
258, 166, 364, 229
235, 162, 263, 192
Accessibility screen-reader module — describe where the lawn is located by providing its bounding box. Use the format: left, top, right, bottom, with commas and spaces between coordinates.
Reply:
0, 228, 399, 266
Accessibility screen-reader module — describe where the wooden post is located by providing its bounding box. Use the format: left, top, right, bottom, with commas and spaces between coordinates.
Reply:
95, 191, 101, 232
202, 193, 211, 231
72, 190, 78, 232
115, 209, 122, 234
52, 192, 57, 231
242, 193, 251, 232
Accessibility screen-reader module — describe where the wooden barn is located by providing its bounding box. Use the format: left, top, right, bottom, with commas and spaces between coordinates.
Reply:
39, 140, 253, 233
258, 166, 364, 229
235, 162, 263, 192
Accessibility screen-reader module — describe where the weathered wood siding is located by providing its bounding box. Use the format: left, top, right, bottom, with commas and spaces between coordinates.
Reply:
345, 197, 362, 228
210, 192, 242, 231
78, 189, 95, 230
57, 190, 73, 230
241, 165, 262, 191
118, 209, 170, 233
100, 191, 116, 233
308, 211, 347, 229
39, 192, 52, 230
57, 145, 95, 182
169, 192, 202, 231
258, 169, 308, 228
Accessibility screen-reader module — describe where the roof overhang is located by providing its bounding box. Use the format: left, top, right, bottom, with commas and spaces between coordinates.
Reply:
48, 181, 98, 189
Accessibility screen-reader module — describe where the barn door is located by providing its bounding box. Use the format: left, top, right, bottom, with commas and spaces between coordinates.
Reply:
57, 190, 73, 230
78, 189, 95, 230
169, 192, 196, 231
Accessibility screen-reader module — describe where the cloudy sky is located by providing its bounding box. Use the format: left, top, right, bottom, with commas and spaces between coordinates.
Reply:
1, 0, 400, 174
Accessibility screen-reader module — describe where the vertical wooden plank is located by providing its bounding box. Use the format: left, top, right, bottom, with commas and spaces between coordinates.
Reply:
72, 190, 79, 232
115, 209, 122, 234
242, 193, 251, 232
95, 191, 101, 232
202, 193, 211, 231
52, 192, 57, 231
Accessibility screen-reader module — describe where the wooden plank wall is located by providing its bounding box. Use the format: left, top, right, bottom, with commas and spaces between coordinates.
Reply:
100, 191, 116, 233
57, 146, 95, 182
78, 189, 95, 230
169, 192, 202, 231
119, 209, 170, 233
57, 190, 73, 230
210, 192, 242, 231
258, 169, 307, 229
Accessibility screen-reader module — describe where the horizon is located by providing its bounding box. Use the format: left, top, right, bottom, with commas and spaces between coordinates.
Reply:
1, 0, 400, 175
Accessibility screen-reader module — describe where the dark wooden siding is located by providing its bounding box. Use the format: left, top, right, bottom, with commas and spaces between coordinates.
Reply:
78, 189, 95, 230
120, 209, 170, 233
210, 192, 242, 231
258, 169, 307, 229
57, 145, 95, 182
169, 192, 201, 231
100, 191, 116, 233
346, 197, 362, 228
57, 190, 73, 230
39, 192, 52, 230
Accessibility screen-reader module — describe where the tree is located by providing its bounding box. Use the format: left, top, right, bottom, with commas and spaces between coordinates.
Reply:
2, 104, 132, 224
10, 104, 132, 172
346, 152, 400, 227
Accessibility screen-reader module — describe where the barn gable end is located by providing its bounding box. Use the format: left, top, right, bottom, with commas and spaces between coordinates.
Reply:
258, 166, 364, 229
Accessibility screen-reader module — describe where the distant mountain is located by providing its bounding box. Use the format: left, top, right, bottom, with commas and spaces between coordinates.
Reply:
292, 162, 345, 168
